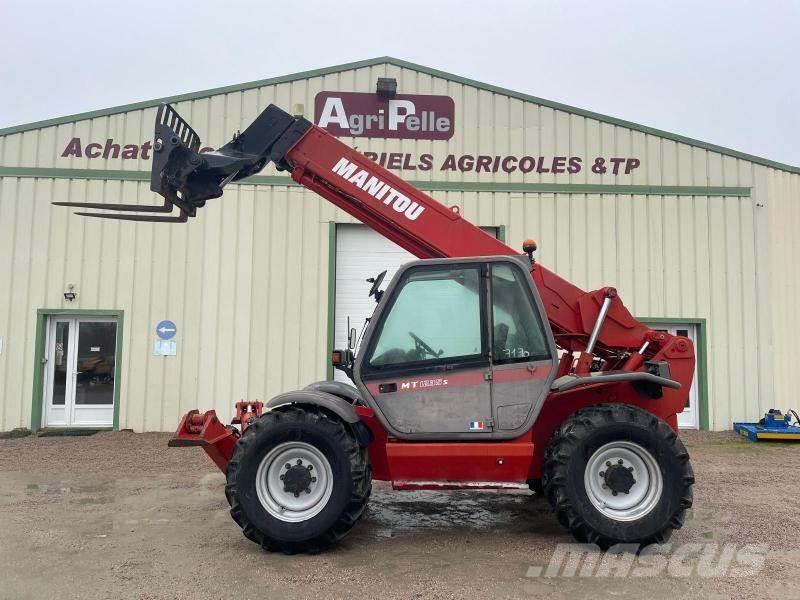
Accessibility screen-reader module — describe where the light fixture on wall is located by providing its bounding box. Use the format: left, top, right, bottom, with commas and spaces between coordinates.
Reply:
63, 284, 77, 302
376, 77, 397, 98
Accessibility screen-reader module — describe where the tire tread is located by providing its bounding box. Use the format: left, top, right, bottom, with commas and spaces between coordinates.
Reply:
542, 404, 694, 549
225, 405, 371, 554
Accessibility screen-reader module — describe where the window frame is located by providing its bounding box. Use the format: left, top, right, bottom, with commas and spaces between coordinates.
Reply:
489, 262, 552, 365
360, 263, 490, 379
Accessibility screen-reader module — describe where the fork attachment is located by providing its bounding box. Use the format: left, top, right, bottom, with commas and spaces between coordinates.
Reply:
53, 103, 311, 222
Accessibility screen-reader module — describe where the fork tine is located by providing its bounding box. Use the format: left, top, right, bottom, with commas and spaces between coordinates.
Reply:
73, 212, 188, 223
52, 201, 173, 213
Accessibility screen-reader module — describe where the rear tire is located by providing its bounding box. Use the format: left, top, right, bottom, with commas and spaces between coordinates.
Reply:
542, 404, 694, 549
225, 405, 371, 553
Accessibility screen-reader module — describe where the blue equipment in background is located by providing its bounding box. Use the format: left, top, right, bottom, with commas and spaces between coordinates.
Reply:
733, 409, 800, 441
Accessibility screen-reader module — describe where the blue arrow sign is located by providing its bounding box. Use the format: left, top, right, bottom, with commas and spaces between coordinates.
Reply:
156, 320, 177, 340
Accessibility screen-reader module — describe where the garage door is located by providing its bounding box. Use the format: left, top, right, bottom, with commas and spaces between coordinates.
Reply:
334, 224, 498, 383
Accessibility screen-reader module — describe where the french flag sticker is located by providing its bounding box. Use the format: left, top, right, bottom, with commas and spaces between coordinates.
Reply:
469, 421, 485, 431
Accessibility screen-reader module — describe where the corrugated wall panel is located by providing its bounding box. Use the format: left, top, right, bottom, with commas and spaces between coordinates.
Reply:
0, 179, 332, 431
768, 166, 800, 420
477, 192, 760, 429
395, 189, 759, 429
0, 61, 797, 430
0, 177, 20, 428
0, 184, 777, 430
0, 63, 766, 191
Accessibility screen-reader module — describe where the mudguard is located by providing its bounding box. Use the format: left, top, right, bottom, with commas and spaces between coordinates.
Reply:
266, 388, 373, 447
265, 390, 360, 423
304, 381, 363, 404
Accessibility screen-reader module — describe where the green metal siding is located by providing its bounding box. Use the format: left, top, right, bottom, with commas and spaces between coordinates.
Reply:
0, 59, 794, 431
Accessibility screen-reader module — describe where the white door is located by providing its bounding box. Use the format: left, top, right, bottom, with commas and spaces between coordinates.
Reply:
43, 317, 118, 428
334, 224, 497, 383
645, 323, 699, 429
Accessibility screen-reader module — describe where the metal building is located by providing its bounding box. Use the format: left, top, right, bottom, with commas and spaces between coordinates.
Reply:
1, 57, 797, 433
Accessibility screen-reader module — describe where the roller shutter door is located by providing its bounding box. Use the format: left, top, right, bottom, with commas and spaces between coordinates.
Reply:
334, 224, 497, 383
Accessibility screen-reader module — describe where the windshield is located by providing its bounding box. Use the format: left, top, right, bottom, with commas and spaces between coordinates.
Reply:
368, 266, 483, 367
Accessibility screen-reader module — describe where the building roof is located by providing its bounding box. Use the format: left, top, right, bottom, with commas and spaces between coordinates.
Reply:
1, 56, 798, 175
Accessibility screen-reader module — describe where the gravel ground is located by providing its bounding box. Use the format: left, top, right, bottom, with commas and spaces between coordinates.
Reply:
0, 429, 799, 599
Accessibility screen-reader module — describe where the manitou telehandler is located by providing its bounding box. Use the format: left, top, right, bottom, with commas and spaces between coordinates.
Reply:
57, 102, 695, 553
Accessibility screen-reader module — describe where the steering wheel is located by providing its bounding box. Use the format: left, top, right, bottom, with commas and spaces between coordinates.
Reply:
408, 331, 442, 359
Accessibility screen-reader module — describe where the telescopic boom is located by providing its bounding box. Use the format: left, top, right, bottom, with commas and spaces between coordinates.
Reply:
55, 103, 677, 372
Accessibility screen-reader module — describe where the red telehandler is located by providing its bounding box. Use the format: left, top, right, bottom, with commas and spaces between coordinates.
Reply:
56, 103, 695, 553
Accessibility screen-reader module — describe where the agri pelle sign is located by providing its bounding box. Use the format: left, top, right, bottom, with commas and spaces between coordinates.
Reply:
314, 92, 455, 140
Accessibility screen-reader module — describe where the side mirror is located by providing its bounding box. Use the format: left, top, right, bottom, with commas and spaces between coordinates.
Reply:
331, 348, 355, 379
348, 327, 358, 350
367, 270, 387, 304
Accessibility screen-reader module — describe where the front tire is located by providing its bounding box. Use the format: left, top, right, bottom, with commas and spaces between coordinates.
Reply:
542, 404, 694, 548
225, 406, 371, 553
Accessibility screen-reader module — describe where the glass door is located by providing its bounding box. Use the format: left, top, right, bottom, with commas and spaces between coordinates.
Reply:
43, 319, 73, 427
644, 323, 699, 429
43, 317, 117, 428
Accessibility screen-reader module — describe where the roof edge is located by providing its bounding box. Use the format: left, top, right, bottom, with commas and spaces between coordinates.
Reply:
2, 55, 798, 175
0, 56, 394, 137
387, 57, 800, 175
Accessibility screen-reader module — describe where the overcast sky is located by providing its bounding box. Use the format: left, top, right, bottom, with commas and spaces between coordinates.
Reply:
2, 0, 798, 165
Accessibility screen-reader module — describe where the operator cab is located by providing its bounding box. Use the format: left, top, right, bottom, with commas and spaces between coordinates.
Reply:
334, 255, 558, 440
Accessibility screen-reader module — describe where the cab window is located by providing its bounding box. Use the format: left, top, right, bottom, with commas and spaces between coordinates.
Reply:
491, 263, 550, 363
367, 266, 484, 369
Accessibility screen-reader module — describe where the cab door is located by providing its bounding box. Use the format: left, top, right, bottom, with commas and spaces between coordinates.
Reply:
488, 261, 558, 433
358, 264, 493, 436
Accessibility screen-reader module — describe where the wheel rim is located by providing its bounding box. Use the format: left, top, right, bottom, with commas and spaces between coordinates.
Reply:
583, 441, 663, 522
255, 441, 334, 523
